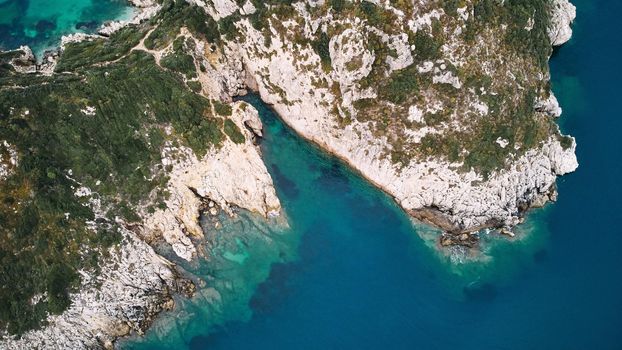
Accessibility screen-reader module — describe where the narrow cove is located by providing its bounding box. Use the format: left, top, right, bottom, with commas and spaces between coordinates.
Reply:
121, 94, 556, 350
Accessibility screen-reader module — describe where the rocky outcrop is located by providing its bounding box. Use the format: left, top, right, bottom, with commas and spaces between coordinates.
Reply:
548, 0, 577, 46
0, 231, 192, 350
5, 46, 37, 74
202, 0, 578, 236
98, 0, 161, 37
143, 101, 281, 262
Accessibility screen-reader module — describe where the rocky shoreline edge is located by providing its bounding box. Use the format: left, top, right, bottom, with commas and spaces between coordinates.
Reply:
231, 0, 578, 250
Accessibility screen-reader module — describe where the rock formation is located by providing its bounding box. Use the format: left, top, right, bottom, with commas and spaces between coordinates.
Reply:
202, 0, 578, 237
142, 101, 281, 261
1, 231, 193, 350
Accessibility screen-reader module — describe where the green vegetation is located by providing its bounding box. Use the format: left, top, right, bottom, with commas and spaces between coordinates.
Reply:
379, 66, 419, 105
311, 32, 332, 71
56, 25, 148, 71
503, 0, 552, 68
359, 33, 392, 88
330, 0, 346, 12
442, 0, 462, 16
471, 0, 552, 67
223, 119, 245, 144
358, 1, 382, 26
144, 0, 220, 50
218, 12, 242, 41
213, 100, 233, 116
411, 29, 443, 61
0, 46, 224, 334
558, 134, 574, 150
187, 80, 202, 93
160, 39, 198, 80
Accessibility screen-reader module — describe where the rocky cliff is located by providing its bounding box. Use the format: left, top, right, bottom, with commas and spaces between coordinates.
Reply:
1, 231, 192, 349
201, 0, 578, 243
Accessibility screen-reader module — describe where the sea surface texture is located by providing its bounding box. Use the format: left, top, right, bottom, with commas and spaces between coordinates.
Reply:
3, 0, 622, 348
0, 0, 132, 57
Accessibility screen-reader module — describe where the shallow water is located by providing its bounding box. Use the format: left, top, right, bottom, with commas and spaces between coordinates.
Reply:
0, 0, 133, 57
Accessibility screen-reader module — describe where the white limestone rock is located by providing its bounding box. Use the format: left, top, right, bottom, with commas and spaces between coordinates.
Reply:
143, 101, 282, 262
128, 0, 156, 7
1, 231, 186, 350
60, 33, 100, 51
329, 27, 374, 89
548, 0, 576, 46
99, 1, 160, 36
6, 45, 37, 74
240, 0, 257, 15
0, 140, 19, 180
188, 0, 238, 20
536, 93, 563, 118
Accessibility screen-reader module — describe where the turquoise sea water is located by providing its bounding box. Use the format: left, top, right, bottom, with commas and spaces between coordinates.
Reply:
3, 0, 622, 348
0, 0, 133, 57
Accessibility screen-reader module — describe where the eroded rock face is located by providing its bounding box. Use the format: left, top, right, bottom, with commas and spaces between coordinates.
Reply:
143, 101, 281, 262
0, 231, 189, 350
548, 0, 577, 46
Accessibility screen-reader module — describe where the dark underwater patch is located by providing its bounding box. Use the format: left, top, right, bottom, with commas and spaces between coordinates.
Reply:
316, 161, 350, 194
533, 249, 548, 263
35, 19, 56, 32
269, 163, 299, 199
249, 262, 296, 314
463, 282, 498, 302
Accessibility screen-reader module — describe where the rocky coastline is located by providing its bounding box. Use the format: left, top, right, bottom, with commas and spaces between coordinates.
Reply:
0, 0, 578, 348
207, 0, 578, 246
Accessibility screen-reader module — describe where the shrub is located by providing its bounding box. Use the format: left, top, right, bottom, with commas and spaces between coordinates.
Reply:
379, 66, 419, 105
213, 100, 233, 116
160, 51, 197, 79
412, 30, 442, 61
224, 119, 245, 144
312, 31, 332, 71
